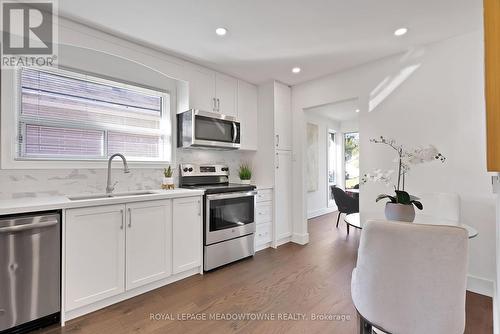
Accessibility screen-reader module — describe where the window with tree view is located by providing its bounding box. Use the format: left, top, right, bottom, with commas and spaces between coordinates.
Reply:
17, 67, 170, 162
344, 132, 359, 189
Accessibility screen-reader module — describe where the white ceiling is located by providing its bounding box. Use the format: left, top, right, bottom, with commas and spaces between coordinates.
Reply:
59, 0, 483, 85
306, 98, 359, 122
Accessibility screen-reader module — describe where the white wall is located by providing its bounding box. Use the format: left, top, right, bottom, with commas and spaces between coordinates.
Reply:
292, 31, 496, 295
304, 113, 340, 218
340, 120, 359, 133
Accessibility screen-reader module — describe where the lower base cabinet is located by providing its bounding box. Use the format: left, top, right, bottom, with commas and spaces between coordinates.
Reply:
126, 200, 172, 290
65, 205, 125, 311
172, 197, 202, 274
64, 196, 201, 312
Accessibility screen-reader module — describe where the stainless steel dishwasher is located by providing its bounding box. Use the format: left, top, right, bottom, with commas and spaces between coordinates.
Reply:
0, 212, 60, 333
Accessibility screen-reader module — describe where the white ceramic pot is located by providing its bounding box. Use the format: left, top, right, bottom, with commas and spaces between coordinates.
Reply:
385, 202, 415, 222
240, 179, 251, 185
163, 177, 174, 185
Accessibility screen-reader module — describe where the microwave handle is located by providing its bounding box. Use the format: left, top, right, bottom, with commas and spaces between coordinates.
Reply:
232, 122, 237, 142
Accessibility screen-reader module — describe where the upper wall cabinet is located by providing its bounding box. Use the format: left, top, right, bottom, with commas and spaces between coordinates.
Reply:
215, 73, 238, 118
485, 0, 500, 171
274, 82, 292, 151
238, 80, 258, 150
187, 65, 216, 113
187, 66, 238, 118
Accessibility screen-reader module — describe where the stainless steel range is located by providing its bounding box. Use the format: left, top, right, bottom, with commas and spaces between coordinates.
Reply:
179, 164, 256, 271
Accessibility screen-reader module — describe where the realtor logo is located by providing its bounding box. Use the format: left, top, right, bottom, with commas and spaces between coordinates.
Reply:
1, 0, 57, 67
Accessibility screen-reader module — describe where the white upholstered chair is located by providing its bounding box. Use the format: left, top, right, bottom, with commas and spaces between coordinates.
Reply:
351, 220, 468, 334
414, 192, 460, 225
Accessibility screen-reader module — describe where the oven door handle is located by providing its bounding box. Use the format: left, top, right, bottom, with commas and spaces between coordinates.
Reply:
206, 190, 257, 201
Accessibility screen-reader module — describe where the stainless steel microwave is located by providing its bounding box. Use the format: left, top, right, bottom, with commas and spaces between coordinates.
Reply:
177, 109, 241, 149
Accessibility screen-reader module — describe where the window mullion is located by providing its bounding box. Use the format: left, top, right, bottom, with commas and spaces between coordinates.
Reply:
104, 130, 109, 158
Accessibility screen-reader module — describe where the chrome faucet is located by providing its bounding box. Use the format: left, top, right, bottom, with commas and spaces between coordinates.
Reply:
106, 153, 130, 195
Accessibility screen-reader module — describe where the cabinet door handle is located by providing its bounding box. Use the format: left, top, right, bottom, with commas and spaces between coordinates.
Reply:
276, 134, 280, 147
217, 98, 221, 112
276, 152, 279, 169
198, 200, 201, 216
213, 97, 216, 111
128, 208, 132, 228
120, 209, 124, 229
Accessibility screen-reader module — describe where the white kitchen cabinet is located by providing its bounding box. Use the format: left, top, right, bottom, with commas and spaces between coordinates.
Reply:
274, 82, 292, 151
187, 66, 238, 117
125, 200, 172, 290
65, 205, 125, 311
187, 65, 216, 112
253, 81, 293, 248
238, 80, 258, 150
255, 188, 274, 251
172, 196, 202, 274
215, 72, 238, 117
275, 150, 293, 241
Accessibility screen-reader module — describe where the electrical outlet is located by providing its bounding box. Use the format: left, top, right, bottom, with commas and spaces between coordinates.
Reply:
492, 174, 500, 194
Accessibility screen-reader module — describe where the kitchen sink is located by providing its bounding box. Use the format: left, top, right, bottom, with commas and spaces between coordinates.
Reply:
68, 191, 156, 201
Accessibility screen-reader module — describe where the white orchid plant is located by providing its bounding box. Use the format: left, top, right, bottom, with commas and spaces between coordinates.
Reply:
361, 136, 446, 210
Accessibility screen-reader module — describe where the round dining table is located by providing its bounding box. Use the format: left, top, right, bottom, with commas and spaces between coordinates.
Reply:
344, 212, 478, 239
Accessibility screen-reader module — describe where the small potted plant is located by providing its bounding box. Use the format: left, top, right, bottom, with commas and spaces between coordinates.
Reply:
238, 163, 252, 185
376, 189, 423, 222
363, 136, 446, 222
162, 166, 174, 190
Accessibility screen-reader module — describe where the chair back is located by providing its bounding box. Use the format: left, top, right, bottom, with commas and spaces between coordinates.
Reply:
351, 220, 468, 334
332, 186, 359, 214
414, 192, 460, 225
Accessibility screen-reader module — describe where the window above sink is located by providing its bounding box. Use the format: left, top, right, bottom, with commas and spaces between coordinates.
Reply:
17, 67, 170, 163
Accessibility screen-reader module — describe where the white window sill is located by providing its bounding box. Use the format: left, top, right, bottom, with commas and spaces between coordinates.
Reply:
1, 159, 171, 170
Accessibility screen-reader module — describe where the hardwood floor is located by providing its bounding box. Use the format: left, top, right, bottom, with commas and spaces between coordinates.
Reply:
39, 212, 492, 334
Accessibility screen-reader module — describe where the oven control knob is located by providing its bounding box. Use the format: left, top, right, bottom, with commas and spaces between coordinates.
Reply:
183, 168, 189, 172
188, 167, 193, 172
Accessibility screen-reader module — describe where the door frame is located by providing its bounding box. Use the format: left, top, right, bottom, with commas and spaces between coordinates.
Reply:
327, 128, 338, 208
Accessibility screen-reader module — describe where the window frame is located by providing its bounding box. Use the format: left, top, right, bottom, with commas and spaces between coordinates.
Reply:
327, 128, 338, 209
343, 131, 360, 190
1, 66, 173, 169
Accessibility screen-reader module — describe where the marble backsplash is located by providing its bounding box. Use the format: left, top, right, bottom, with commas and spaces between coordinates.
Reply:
0, 149, 255, 200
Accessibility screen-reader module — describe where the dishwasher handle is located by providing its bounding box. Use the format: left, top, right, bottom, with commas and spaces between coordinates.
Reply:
0, 219, 59, 233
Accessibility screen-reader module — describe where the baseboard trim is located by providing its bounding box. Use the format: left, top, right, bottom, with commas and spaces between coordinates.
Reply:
307, 207, 336, 219
291, 232, 309, 245
467, 274, 494, 297
493, 282, 499, 334
275, 235, 292, 247
255, 241, 272, 252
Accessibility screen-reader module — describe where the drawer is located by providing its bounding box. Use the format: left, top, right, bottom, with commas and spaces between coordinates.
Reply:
256, 202, 272, 224
255, 223, 272, 245
256, 189, 273, 203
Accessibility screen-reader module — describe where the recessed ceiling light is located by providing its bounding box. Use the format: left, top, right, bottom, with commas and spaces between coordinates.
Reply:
215, 27, 228, 36
292, 67, 301, 74
394, 28, 408, 36
355, 109, 360, 113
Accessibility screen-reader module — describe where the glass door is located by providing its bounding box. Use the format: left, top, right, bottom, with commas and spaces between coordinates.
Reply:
328, 130, 337, 208
344, 132, 360, 189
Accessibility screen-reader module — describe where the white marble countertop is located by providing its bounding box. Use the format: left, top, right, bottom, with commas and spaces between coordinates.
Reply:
0, 188, 205, 216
